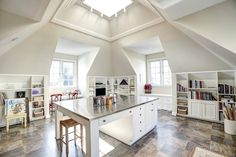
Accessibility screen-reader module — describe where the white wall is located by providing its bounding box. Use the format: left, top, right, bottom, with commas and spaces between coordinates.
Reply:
110, 4, 159, 36
55, 4, 111, 37
124, 48, 146, 95
78, 49, 99, 96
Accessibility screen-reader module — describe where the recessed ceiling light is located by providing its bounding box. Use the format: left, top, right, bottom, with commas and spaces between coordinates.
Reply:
83, 0, 133, 17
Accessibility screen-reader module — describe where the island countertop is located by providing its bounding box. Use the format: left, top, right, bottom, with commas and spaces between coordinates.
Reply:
56, 95, 159, 121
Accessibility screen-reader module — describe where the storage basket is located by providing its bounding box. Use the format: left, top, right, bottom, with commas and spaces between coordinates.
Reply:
177, 107, 188, 115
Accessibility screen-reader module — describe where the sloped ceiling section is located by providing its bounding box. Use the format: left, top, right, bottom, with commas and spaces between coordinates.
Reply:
0, 0, 62, 57
174, 22, 236, 69
52, 0, 164, 41
112, 22, 232, 74
150, 0, 226, 20
148, 0, 236, 70
0, 23, 112, 75
55, 38, 99, 55
176, 0, 236, 54
0, 0, 50, 21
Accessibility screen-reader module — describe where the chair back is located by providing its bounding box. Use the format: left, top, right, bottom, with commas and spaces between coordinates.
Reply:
50, 94, 62, 103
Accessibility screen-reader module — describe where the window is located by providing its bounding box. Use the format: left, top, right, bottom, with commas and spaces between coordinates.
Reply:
83, 0, 133, 17
50, 60, 76, 87
147, 59, 172, 86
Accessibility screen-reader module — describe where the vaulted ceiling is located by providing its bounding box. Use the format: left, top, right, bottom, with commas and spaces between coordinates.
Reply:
0, 0, 235, 74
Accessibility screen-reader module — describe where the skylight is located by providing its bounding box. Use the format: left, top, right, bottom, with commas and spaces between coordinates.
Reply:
83, 0, 133, 17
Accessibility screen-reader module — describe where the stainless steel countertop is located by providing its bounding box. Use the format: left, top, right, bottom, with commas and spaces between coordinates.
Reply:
56, 95, 158, 121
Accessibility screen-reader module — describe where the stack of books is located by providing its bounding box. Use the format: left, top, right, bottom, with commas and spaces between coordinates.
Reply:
190, 91, 216, 100
218, 84, 235, 94
177, 83, 187, 92
189, 80, 204, 88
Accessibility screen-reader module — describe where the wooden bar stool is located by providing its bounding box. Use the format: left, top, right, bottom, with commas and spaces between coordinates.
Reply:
60, 118, 83, 157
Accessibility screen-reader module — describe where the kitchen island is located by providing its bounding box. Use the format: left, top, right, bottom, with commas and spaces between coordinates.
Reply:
55, 95, 158, 157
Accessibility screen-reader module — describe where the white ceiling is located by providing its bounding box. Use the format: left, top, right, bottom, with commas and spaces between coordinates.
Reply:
55, 38, 99, 56
125, 36, 164, 55
0, 0, 50, 21
151, 0, 226, 20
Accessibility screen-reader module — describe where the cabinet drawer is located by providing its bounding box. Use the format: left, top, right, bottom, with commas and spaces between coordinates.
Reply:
99, 109, 133, 126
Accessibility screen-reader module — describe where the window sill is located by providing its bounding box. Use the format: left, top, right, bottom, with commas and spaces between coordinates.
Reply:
152, 85, 172, 88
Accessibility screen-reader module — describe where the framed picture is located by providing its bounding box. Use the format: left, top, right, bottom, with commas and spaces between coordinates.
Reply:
5, 98, 26, 115
16, 91, 26, 98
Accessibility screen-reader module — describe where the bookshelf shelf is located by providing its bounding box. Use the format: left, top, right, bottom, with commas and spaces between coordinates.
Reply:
188, 88, 217, 90
87, 76, 136, 97
175, 70, 236, 123
218, 94, 236, 96
0, 74, 49, 127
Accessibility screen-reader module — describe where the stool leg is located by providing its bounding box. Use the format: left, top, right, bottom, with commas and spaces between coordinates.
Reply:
74, 125, 77, 146
80, 124, 83, 149
6, 119, 9, 133
66, 127, 69, 157
21, 117, 24, 126
60, 124, 63, 153
24, 115, 27, 128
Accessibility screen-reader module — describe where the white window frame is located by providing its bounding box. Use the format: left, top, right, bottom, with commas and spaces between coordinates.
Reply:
147, 58, 172, 87
50, 58, 77, 88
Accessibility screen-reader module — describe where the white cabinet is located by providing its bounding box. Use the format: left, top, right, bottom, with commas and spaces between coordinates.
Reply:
145, 102, 157, 132
134, 105, 146, 139
189, 100, 217, 120
203, 101, 217, 120
133, 101, 158, 141
100, 100, 158, 145
189, 100, 203, 118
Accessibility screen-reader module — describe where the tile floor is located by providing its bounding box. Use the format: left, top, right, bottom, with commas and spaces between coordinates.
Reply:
0, 110, 235, 157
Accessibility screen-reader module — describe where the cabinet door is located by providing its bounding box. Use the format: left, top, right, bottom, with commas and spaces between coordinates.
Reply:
189, 101, 203, 118
133, 105, 145, 140
203, 101, 216, 120
145, 101, 157, 132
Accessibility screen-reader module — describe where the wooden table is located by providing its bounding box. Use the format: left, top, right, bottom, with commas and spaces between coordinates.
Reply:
55, 95, 158, 157
6, 113, 27, 132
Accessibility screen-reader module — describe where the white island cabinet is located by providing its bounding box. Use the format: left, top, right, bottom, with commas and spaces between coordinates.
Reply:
55, 95, 158, 157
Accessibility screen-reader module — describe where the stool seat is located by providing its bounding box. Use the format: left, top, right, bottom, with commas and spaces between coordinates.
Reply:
60, 119, 80, 128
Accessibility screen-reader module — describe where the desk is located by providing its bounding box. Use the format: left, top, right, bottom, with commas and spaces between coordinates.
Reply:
6, 113, 27, 132
55, 95, 158, 157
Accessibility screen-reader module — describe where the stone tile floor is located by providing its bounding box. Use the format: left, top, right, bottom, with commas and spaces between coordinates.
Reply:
0, 110, 235, 157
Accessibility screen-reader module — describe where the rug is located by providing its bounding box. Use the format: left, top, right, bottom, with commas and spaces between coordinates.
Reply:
192, 147, 224, 157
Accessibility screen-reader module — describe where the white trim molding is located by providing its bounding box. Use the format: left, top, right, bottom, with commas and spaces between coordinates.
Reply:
51, 18, 164, 42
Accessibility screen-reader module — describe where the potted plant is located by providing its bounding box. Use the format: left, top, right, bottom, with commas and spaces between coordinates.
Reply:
144, 83, 152, 94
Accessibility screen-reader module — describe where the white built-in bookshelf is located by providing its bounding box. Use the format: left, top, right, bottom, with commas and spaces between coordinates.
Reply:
87, 76, 136, 97
0, 74, 49, 127
175, 70, 236, 123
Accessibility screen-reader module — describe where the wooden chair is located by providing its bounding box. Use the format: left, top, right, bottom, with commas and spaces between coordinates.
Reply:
71, 92, 78, 99
60, 118, 83, 157
49, 94, 62, 113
